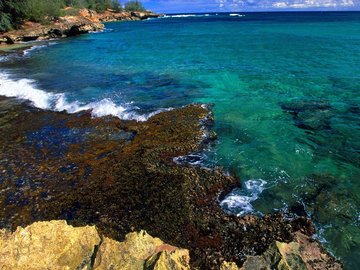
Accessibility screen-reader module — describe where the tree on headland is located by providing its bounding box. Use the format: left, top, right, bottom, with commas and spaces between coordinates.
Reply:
0, 0, 28, 32
124, 0, 146, 12
0, 0, 146, 33
26, 0, 64, 22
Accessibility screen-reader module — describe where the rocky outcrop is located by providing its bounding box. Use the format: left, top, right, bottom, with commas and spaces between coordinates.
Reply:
240, 232, 342, 270
0, 220, 340, 270
0, 8, 160, 45
0, 97, 342, 269
1, 16, 105, 44
0, 220, 189, 270
94, 230, 190, 270
93, 9, 160, 22
0, 220, 101, 270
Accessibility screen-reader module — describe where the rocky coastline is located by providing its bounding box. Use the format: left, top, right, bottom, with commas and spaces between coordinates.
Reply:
0, 220, 341, 270
0, 96, 342, 269
0, 8, 160, 45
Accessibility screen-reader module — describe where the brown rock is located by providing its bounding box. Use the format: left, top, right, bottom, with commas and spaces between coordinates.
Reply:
0, 98, 342, 269
0, 220, 190, 270
0, 220, 101, 270
241, 232, 342, 270
94, 230, 163, 269
153, 249, 190, 270
94, 230, 189, 270
221, 261, 239, 270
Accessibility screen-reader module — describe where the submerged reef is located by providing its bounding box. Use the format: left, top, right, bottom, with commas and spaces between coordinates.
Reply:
0, 97, 341, 269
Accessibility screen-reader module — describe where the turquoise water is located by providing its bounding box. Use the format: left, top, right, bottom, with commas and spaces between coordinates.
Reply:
1, 12, 360, 268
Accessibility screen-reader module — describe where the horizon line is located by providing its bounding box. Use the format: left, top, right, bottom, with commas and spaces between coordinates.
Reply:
163, 10, 360, 15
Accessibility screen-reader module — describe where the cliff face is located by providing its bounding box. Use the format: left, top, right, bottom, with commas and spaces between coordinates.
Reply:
0, 8, 160, 45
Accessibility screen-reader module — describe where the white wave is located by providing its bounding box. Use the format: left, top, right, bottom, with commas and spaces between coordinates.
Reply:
229, 14, 245, 17
163, 14, 212, 18
23, 42, 57, 56
0, 72, 169, 121
89, 28, 113, 34
220, 179, 267, 216
0, 55, 10, 62
173, 152, 207, 166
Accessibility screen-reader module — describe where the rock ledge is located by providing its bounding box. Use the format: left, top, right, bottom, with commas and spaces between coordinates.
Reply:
0, 220, 190, 270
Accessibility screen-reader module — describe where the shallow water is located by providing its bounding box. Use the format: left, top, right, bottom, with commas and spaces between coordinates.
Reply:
0, 12, 359, 268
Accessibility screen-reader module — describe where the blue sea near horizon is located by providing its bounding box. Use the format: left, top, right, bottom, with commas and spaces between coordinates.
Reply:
0, 11, 359, 269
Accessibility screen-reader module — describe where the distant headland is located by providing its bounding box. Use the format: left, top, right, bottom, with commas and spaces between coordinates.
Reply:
0, 0, 160, 45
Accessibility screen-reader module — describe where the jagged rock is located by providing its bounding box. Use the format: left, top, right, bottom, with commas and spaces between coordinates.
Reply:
0, 9, 160, 44
131, 11, 160, 20
0, 98, 342, 269
94, 230, 189, 270
0, 221, 189, 270
241, 232, 342, 270
0, 16, 104, 44
0, 220, 101, 270
221, 261, 239, 270
152, 250, 190, 270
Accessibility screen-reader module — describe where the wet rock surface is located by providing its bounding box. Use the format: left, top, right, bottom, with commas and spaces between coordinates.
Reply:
0, 97, 341, 269
241, 232, 342, 270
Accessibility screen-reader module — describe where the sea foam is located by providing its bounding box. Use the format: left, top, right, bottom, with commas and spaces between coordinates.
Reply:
220, 179, 267, 216
0, 72, 169, 121
229, 14, 245, 17
163, 14, 211, 18
23, 42, 58, 56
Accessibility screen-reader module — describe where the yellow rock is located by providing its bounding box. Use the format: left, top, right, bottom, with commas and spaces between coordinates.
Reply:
0, 221, 190, 270
0, 220, 101, 270
275, 241, 305, 270
241, 233, 342, 270
221, 261, 239, 270
93, 230, 190, 270
153, 249, 190, 270
93, 230, 161, 270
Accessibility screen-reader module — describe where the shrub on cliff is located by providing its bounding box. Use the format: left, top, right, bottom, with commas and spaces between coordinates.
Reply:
0, 0, 147, 32
26, 0, 64, 22
0, 12, 12, 32
86, 0, 122, 12
0, 0, 28, 32
124, 0, 146, 12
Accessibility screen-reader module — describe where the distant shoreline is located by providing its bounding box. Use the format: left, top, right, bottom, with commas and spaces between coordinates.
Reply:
164, 10, 360, 15
0, 8, 160, 46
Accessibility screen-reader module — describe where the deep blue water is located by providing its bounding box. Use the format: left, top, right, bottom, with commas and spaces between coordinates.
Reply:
0, 12, 359, 268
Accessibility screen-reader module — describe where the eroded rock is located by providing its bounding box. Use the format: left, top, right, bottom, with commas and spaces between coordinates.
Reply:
0, 220, 100, 270
241, 232, 342, 270
0, 9, 160, 44
0, 220, 189, 270
94, 230, 189, 270
0, 98, 342, 269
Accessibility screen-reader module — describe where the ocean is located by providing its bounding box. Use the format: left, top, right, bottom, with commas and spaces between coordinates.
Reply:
0, 12, 359, 268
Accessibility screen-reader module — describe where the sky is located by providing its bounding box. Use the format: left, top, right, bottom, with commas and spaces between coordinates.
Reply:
141, 0, 360, 13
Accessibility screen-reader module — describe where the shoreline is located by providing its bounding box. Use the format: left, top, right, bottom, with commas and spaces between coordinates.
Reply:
0, 93, 343, 269
0, 8, 160, 46
0, 19, 346, 268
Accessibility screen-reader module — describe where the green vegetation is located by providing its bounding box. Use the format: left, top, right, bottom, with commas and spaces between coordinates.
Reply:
124, 0, 145, 12
0, 0, 146, 32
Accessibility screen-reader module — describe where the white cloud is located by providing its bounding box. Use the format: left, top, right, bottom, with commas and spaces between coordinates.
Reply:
216, 0, 356, 9
272, 0, 355, 8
